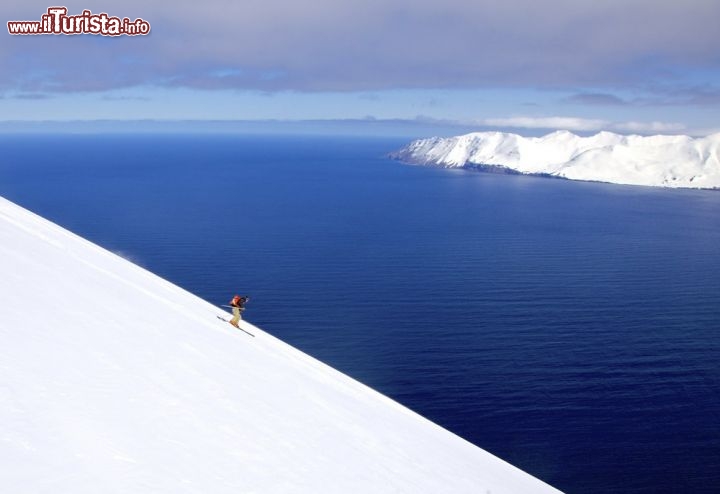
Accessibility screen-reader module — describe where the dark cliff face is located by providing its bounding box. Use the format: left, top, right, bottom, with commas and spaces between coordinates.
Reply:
463, 163, 523, 175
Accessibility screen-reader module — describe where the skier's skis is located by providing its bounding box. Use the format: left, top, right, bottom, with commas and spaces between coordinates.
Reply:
216, 315, 255, 337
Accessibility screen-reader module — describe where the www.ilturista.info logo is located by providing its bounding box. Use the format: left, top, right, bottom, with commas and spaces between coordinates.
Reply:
8, 7, 150, 36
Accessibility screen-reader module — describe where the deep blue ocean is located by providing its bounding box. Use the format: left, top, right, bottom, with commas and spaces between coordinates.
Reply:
1, 134, 719, 493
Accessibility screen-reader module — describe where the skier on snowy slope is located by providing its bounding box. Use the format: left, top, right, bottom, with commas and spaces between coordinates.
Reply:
229, 295, 249, 328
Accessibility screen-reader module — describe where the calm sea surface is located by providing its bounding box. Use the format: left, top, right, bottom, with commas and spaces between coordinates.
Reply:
1, 134, 719, 493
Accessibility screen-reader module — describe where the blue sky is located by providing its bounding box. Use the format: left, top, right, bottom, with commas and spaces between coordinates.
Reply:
3, 0, 719, 136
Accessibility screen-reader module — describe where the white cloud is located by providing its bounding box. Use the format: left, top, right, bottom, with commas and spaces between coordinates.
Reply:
481, 116, 609, 131
612, 121, 686, 133
478, 116, 687, 134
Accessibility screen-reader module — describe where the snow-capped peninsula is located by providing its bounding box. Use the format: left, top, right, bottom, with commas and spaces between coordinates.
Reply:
391, 131, 720, 189
0, 195, 561, 493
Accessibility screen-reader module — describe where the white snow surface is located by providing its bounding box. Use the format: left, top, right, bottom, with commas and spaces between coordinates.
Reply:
394, 130, 720, 189
0, 196, 561, 494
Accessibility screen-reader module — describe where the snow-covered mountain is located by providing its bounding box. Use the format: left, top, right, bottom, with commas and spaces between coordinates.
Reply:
391, 130, 720, 189
0, 195, 561, 494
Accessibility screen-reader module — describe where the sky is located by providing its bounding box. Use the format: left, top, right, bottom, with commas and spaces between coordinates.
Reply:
2, 0, 719, 136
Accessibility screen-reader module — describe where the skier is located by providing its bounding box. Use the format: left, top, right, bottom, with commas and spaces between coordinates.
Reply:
229, 294, 249, 328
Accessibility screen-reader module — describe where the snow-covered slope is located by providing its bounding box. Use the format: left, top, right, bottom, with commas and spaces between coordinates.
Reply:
391, 130, 720, 189
0, 196, 561, 494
